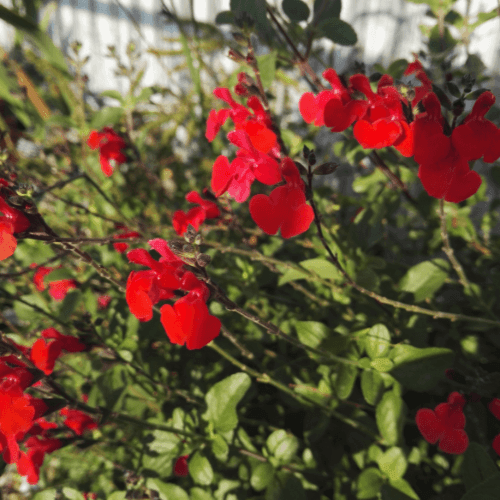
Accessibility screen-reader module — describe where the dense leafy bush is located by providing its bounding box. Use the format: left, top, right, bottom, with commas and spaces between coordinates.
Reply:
2, 1, 500, 499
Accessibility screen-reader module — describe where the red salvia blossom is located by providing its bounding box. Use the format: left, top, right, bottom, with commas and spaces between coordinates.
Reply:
97, 294, 112, 309
173, 454, 189, 477
414, 92, 483, 203
207, 87, 282, 203
488, 398, 500, 456
31, 264, 78, 301
0, 187, 30, 261
403, 55, 433, 108
249, 157, 314, 239
87, 127, 127, 177
48, 279, 78, 301
415, 392, 468, 454
300, 68, 367, 130
173, 191, 220, 236
160, 295, 221, 350
112, 224, 141, 253
59, 408, 98, 435
126, 239, 220, 348
29, 328, 86, 375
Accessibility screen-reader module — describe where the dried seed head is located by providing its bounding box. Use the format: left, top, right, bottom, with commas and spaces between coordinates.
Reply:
196, 254, 211, 267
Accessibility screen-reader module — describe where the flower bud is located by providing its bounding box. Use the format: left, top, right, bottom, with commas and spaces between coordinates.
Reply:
196, 254, 211, 267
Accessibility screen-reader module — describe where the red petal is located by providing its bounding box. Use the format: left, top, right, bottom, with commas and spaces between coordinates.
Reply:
492, 434, 500, 456
353, 119, 402, 149
393, 121, 414, 157
0, 229, 17, 260
211, 156, 232, 197
444, 169, 481, 203
299, 92, 318, 124
438, 428, 469, 454
249, 192, 283, 236
415, 408, 444, 444
489, 398, 500, 420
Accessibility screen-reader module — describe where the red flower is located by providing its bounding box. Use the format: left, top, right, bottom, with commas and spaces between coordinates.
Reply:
249, 158, 314, 239
451, 91, 500, 163
0, 189, 30, 261
48, 279, 78, 301
112, 225, 141, 253
31, 264, 53, 291
97, 295, 112, 309
173, 191, 220, 235
160, 295, 221, 350
403, 56, 433, 107
489, 397, 500, 420
207, 87, 282, 203
29, 328, 85, 375
16, 436, 62, 484
414, 92, 483, 203
415, 392, 468, 454
59, 408, 98, 435
87, 128, 127, 177
173, 455, 189, 477
301, 68, 367, 130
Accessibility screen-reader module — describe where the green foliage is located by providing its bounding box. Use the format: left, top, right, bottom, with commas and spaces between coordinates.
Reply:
1, 0, 500, 498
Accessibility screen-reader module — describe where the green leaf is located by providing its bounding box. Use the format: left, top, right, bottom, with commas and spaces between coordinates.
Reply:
146, 479, 189, 500
87, 364, 129, 411
371, 358, 393, 372
378, 447, 407, 481
278, 266, 309, 286
0, 5, 69, 75
365, 324, 391, 359
300, 258, 341, 281
282, 0, 310, 22
32, 490, 57, 500
61, 489, 84, 500
211, 434, 229, 460
189, 452, 214, 486
357, 467, 384, 499
101, 90, 124, 103
295, 321, 329, 349
58, 290, 82, 322
398, 258, 449, 302
313, 0, 341, 21
361, 370, 385, 405
381, 481, 419, 500
215, 11, 234, 24
203, 372, 251, 432
256, 51, 277, 89
317, 17, 357, 45
147, 430, 182, 456
390, 345, 454, 392
230, 0, 274, 41
462, 442, 499, 491
387, 59, 409, 79
250, 462, 274, 491
90, 106, 125, 129
460, 473, 500, 500
189, 488, 214, 500
267, 429, 299, 464
376, 390, 404, 446
335, 364, 358, 400
429, 25, 457, 53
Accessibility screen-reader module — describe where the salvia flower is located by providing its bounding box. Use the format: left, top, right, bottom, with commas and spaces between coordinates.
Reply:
87, 127, 127, 177
415, 392, 468, 454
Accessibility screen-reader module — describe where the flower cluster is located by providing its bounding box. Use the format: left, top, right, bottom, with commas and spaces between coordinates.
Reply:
206, 82, 314, 238
415, 392, 468, 454
87, 127, 127, 177
299, 60, 500, 203
126, 238, 220, 349
0, 331, 96, 484
0, 180, 30, 261
31, 264, 78, 301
